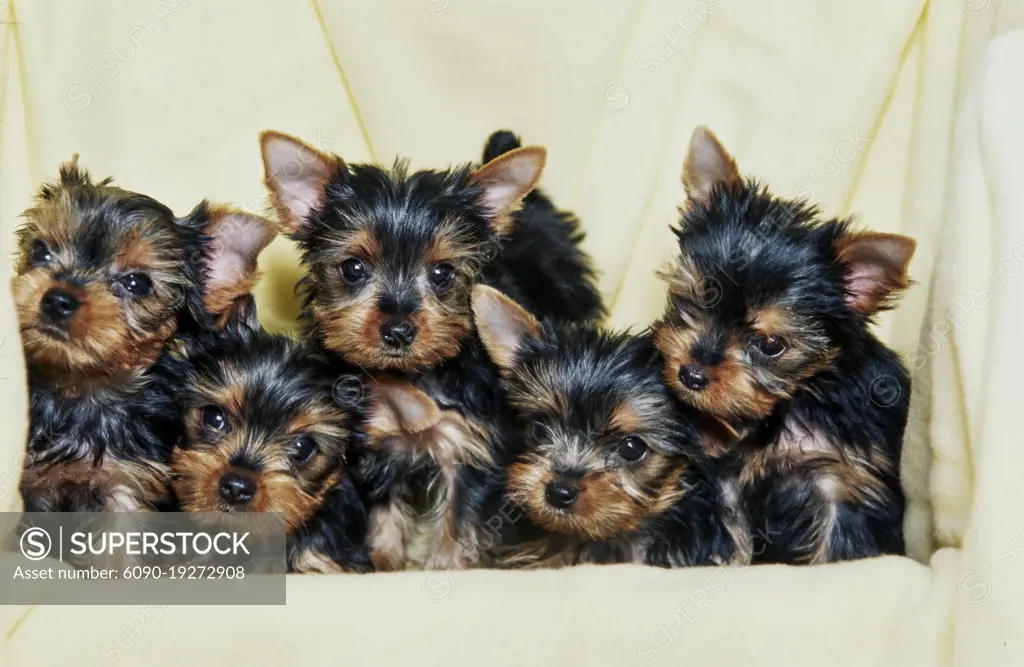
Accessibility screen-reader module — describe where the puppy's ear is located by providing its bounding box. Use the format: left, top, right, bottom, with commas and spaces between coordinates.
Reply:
202, 204, 277, 319
681, 126, 741, 207
834, 231, 916, 314
469, 146, 546, 235
472, 285, 540, 371
260, 130, 341, 237
366, 380, 442, 438
220, 295, 261, 341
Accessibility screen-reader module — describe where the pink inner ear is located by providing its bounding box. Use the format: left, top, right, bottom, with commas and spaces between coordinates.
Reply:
262, 134, 334, 225
471, 147, 546, 216
472, 285, 540, 369
843, 265, 886, 312
206, 213, 275, 293
367, 397, 402, 436
683, 126, 740, 205
368, 381, 442, 436
478, 181, 522, 214
836, 232, 915, 314
208, 239, 246, 288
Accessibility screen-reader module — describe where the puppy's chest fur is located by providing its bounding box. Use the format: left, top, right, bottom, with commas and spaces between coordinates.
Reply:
739, 419, 845, 483
727, 410, 898, 564
365, 362, 510, 570
286, 477, 374, 574
29, 379, 168, 459
22, 357, 183, 511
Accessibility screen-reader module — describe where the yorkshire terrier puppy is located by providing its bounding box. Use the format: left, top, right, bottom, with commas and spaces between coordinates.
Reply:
171, 299, 373, 573
13, 157, 275, 512
259, 128, 603, 372
653, 126, 916, 564
473, 285, 738, 568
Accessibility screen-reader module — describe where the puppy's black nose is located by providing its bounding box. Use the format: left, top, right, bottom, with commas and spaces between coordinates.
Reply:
379, 320, 417, 349
218, 473, 256, 506
40, 288, 79, 323
545, 479, 579, 509
679, 365, 710, 391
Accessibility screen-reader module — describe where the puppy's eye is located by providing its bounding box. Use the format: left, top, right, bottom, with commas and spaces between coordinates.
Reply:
119, 273, 153, 297
528, 421, 547, 443
752, 335, 787, 358
617, 435, 649, 463
29, 240, 53, 266
340, 258, 368, 284
290, 435, 319, 464
201, 406, 228, 432
428, 263, 455, 289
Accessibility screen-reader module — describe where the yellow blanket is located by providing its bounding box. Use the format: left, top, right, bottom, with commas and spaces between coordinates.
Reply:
1, 1, 1022, 665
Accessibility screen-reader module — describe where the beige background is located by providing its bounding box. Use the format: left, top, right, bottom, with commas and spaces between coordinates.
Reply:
1, 1, 1023, 665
